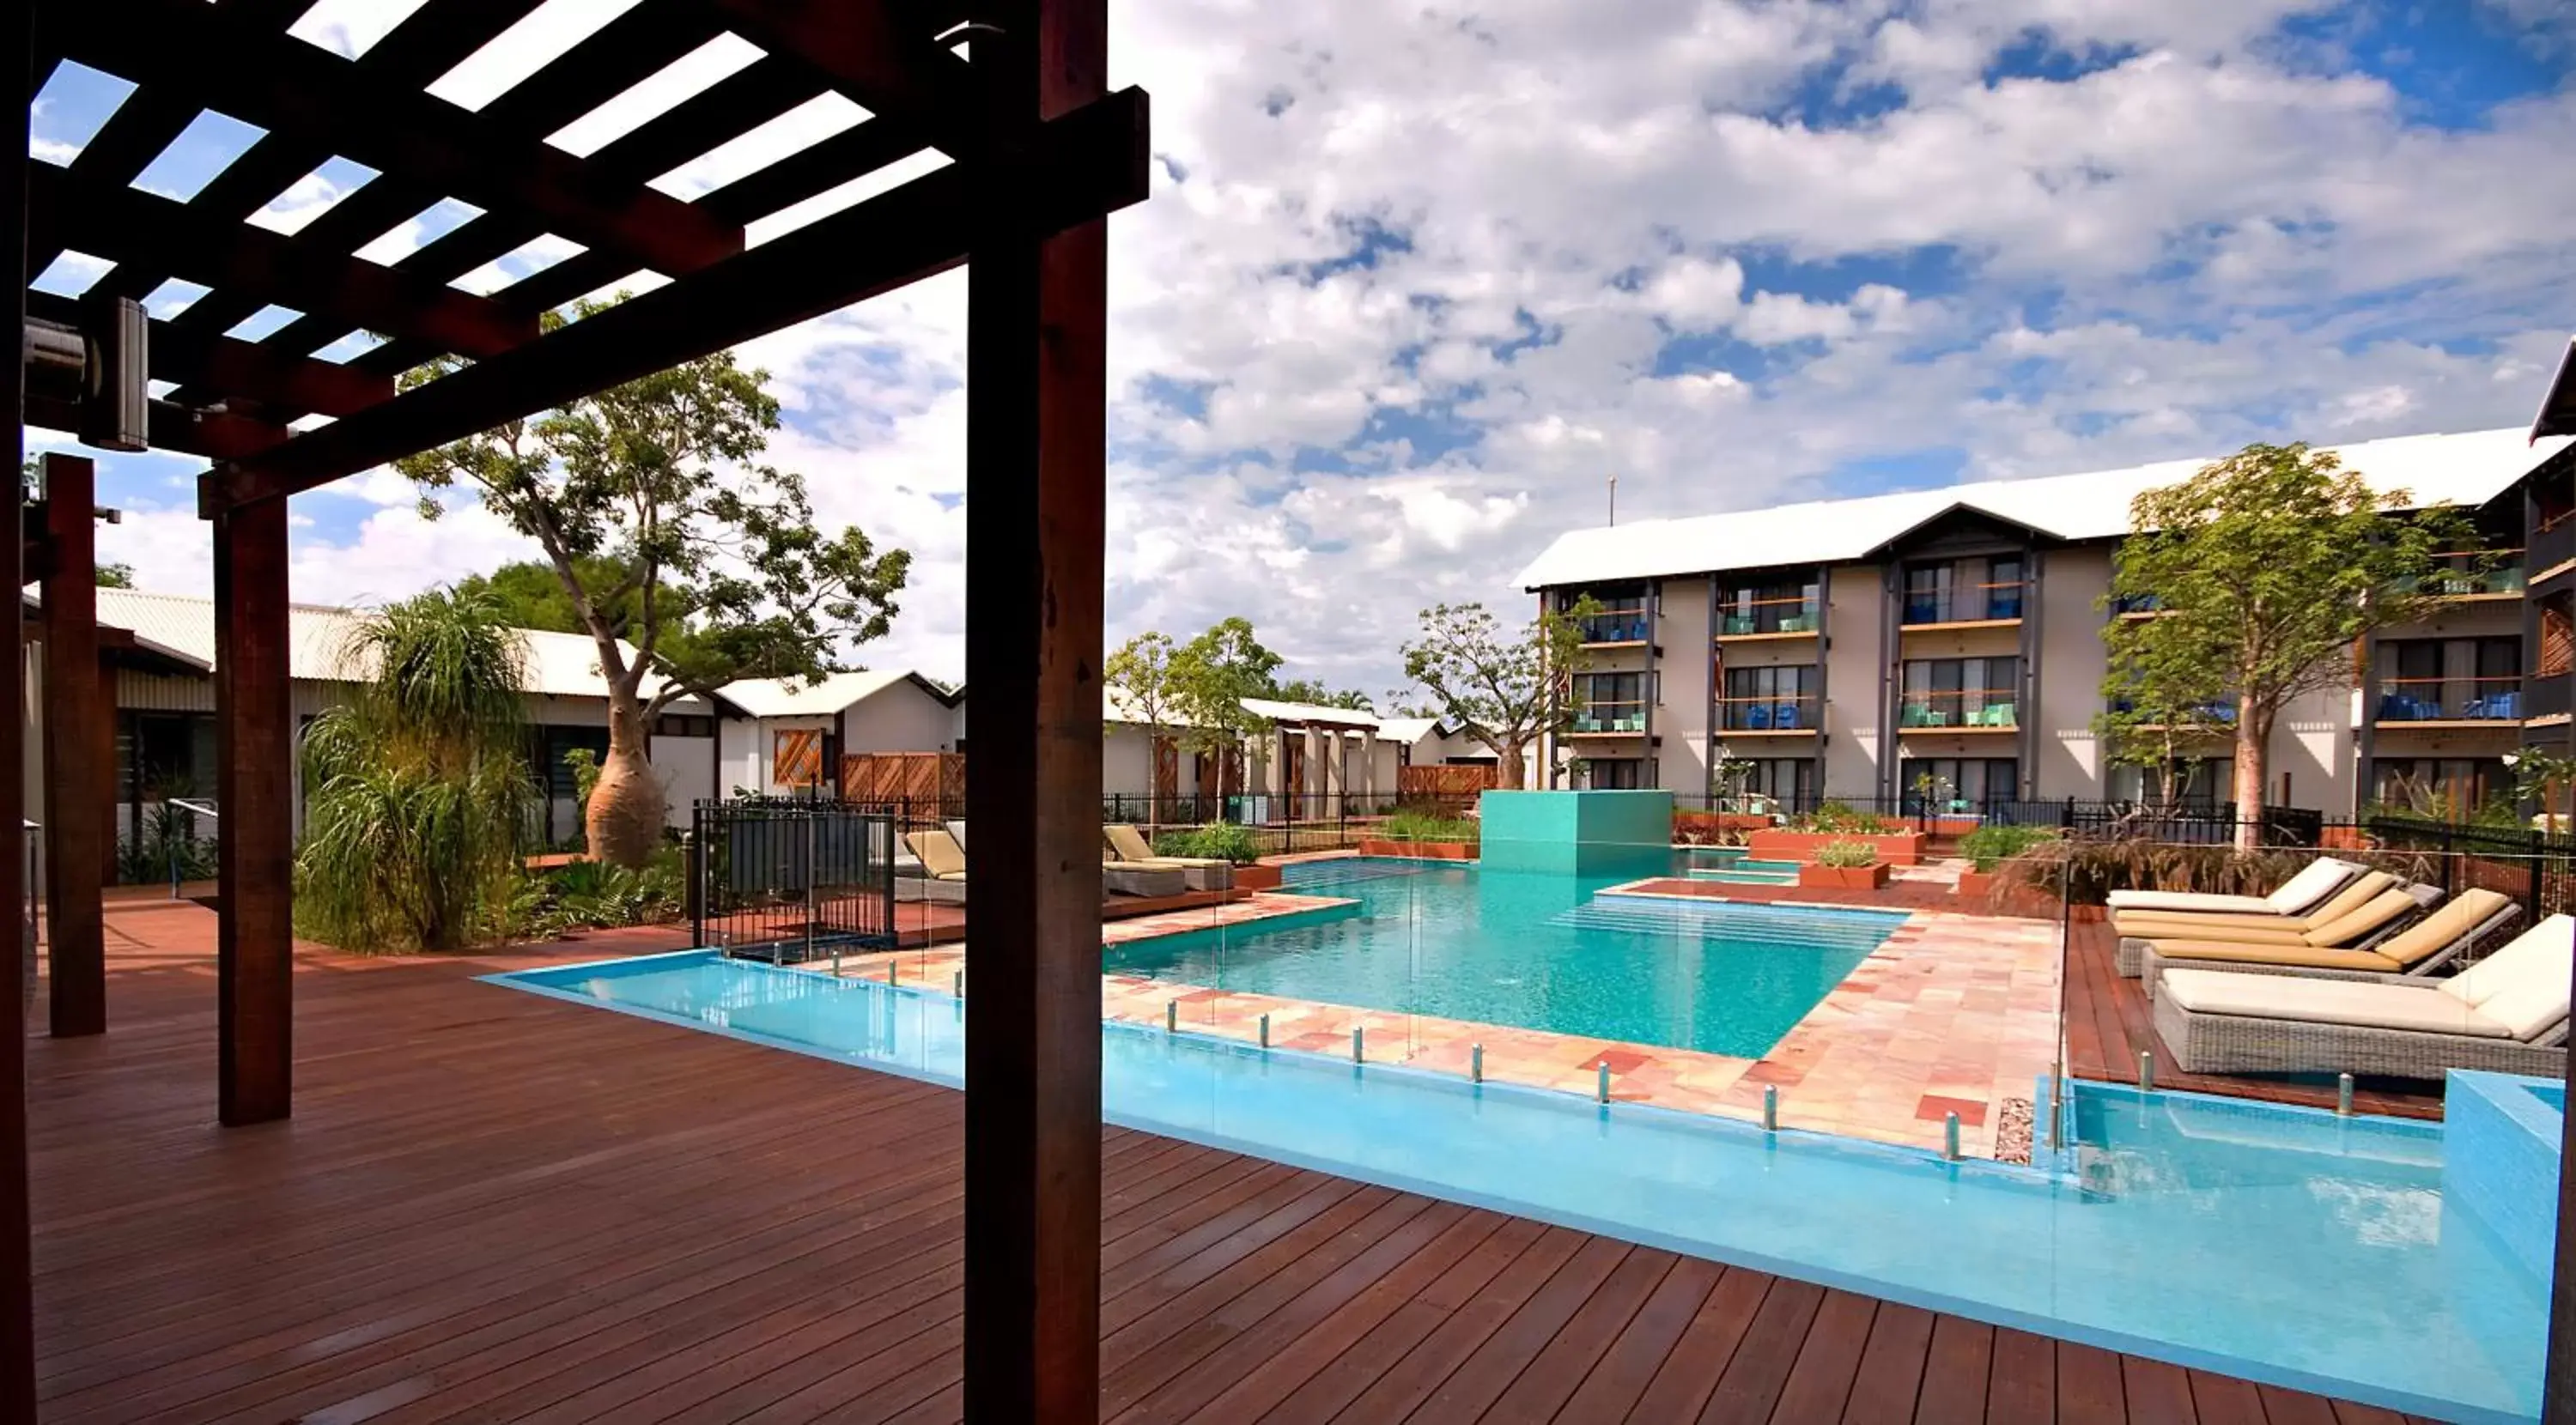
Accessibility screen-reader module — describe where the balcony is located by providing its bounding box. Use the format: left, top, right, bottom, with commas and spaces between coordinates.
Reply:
1716, 593, 1820, 639
2525, 672, 2572, 723
2105, 696, 2238, 728
2372, 676, 2524, 725
1897, 689, 2018, 731
1566, 698, 1647, 736
2533, 514, 2576, 585
1575, 608, 1651, 646
2108, 592, 2163, 618
1900, 583, 2026, 628
1716, 694, 1819, 733
2388, 549, 2525, 601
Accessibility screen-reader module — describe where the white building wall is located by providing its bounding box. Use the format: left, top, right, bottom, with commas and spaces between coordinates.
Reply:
2034, 546, 2113, 800
841, 682, 960, 754
1822, 563, 1886, 796
1656, 575, 1713, 791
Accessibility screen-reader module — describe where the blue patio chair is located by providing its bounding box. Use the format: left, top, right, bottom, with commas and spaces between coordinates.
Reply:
1773, 702, 1800, 730
1745, 703, 1772, 730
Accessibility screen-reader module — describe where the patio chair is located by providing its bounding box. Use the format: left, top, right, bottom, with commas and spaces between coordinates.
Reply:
2110, 869, 2400, 976
2106, 856, 2360, 917
2136, 888, 2522, 995
1744, 703, 1771, 730
899, 829, 969, 904
1101, 850, 1189, 898
1772, 701, 1799, 730
2151, 916, 2573, 1078
1103, 823, 1234, 891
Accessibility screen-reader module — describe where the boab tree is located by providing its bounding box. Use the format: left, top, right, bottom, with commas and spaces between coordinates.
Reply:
1399, 598, 1597, 789
399, 304, 910, 866
2103, 442, 2469, 849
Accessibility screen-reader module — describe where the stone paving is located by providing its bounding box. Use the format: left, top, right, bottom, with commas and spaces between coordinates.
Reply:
829, 872, 2065, 1161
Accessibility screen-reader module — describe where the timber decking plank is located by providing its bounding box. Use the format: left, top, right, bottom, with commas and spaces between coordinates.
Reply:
1912, 1315, 1992, 1425
1842, 1299, 1935, 1424
1548, 1255, 1722, 1423
2057, 1340, 2129, 1425
1986, 1328, 2057, 1425
1696, 1275, 1825, 1425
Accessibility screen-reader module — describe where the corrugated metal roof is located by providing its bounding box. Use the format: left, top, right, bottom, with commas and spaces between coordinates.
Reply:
1237, 697, 1379, 728
716, 670, 923, 719
1515, 427, 2573, 590
1372, 716, 1449, 744
83, 589, 714, 710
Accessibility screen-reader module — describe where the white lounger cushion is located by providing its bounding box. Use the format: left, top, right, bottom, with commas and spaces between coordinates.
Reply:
2430, 916, 2574, 1040
2160, 971, 2515, 1038
2106, 858, 2355, 915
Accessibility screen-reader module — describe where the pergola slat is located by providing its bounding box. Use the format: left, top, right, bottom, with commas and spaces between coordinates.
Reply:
41, 0, 746, 282
27, 162, 539, 359
709, 0, 984, 158
27, 291, 392, 416
24, 395, 292, 461
203, 85, 1148, 511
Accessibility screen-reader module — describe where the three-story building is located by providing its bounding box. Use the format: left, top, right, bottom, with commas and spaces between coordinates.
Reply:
1518, 428, 2570, 816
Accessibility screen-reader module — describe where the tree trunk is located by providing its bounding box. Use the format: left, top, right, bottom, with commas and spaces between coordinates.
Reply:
1497, 737, 1526, 790
2232, 701, 2268, 852
587, 686, 665, 868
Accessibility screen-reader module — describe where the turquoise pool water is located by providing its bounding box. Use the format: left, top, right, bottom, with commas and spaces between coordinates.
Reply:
1100, 858, 1901, 1058
490, 952, 2549, 1422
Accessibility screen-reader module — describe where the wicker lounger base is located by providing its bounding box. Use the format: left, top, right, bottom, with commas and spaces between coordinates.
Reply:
896, 876, 967, 904
2115, 937, 2148, 977
2137, 950, 2409, 998
2152, 992, 2567, 1079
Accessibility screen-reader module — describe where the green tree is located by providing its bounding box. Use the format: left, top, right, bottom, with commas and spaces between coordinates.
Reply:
1399, 598, 1598, 789
1104, 631, 1186, 825
1269, 677, 1374, 712
396, 300, 912, 865
293, 588, 538, 951
452, 556, 647, 634
94, 562, 133, 588
2103, 442, 2471, 848
1170, 618, 1281, 801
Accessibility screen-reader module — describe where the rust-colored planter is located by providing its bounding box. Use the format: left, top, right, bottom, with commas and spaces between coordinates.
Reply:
1749, 829, 1931, 866
1797, 862, 1891, 891
1357, 839, 1476, 861
2319, 825, 2374, 852
1956, 870, 1999, 900
1232, 864, 1284, 892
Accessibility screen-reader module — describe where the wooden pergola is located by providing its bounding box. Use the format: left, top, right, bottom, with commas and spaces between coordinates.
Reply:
6, 2, 1144, 1419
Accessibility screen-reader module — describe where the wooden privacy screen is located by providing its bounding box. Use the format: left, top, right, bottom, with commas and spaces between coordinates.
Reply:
773, 728, 823, 786
1399, 764, 1497, 800
841, 751, 968, 814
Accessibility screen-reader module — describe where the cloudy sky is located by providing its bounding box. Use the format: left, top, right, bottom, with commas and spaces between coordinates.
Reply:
25, 0, 2576, 699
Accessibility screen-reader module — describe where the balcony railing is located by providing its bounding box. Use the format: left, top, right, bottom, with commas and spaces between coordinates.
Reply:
2388, 549, 2525, 599
1576, 609, 1650, 645
2105, 696, 2238, 725
2526, 673, 2573, 722
1716, 593, 1820, 637
2108, 592, 2162, 616
1567, 698, 1647, 734
2373, 675, 2524, 723
2533, 514, 2576, 582
1898, 689, 2018, 729
1901, 582, 2026, 626
1716, 694, 1819, 731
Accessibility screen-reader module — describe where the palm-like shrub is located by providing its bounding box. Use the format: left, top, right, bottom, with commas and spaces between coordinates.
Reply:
295, 591, 538, 952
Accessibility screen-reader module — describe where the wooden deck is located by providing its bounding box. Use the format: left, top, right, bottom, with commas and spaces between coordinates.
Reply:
2061, 919, 2445, 1120
26, 901, 2436, 1423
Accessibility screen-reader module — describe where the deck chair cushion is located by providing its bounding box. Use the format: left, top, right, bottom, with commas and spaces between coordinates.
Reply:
2160, 971, 2512, 1037
2149, 943, 2402, 973
913, 829, 968, 880
946, 820, 968, 854
2443, 916, 2575, 1005
2368, 889, 2512, 968
2265, 858, 2366, 914
2110, 870, 2396, 937
1103, 824, 1158, 862
2299, 888, 2415, 947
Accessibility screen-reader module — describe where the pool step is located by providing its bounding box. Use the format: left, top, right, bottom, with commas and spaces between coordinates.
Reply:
1552, 900, 1900, 949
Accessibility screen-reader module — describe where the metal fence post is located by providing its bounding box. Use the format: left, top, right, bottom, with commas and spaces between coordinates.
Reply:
684, 824, 703, 947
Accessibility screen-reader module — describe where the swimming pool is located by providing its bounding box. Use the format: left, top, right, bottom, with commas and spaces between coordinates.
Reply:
490, 951, 2549, 1422
1102, 858, 1903, 1058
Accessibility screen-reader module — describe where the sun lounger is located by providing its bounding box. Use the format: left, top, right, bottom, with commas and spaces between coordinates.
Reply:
2136, 888, 2521, 995
899, 829, 969, 904
945, 820, 969, 854
1103, 824, 1235, 891
2111, 870, 2402, 974
2152, 915, 2573, 1078
1101, 852, 1189, 898
2106, 857, 2360, 917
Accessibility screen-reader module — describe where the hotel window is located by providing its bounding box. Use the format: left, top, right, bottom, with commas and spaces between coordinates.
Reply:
1716, 579, 1820, 635
1564, 584, 1649, 644
2375, 637, 2521, 721
1584, 757, 1647, 790
1899, 756, 2019, 811
1723, 756, 1816, 810
1719, 664, 1819, 731
2370, 758, 2511, 818
1899, 658, 2020, 727
1903, 557, 2025, 624
1571, 672, 1646, 732
2105, 758, 2231, 809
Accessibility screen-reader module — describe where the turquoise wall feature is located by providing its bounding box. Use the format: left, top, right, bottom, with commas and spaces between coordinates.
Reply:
2443, 1069, 2562, 1286
1477, 790, 1674, 877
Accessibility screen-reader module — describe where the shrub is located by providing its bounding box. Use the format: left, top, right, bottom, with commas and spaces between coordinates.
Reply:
1814, 839, 1880, 869
1800, 800, 1892, 835
1379, 810, 1480, 843
494, 846, 687, 938
1995, 836, 2434, 906
1151, 822, 1262, 864
1959, 824, 2057, 874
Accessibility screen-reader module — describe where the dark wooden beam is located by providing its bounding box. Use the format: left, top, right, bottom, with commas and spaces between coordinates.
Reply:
38, 456, 106, 1039
214, 496, 294, 1125
26, 292, 392, 417
963, 2, 1113, 1419
200, 87, 1149, 512
28, 162, 538, 360
40, 0, 744, 279
24, 395, 290, 462
709, 0, 985, 159
1, 3, 36, 1410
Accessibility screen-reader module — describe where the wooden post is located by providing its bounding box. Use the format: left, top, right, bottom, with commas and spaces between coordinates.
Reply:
1, 3, 36, 1407
962, 0, 1108, 1419
40, 454, 106, 1037
214, 496, 294, 1125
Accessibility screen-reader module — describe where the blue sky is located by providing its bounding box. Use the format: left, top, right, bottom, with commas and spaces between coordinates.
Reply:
23, 0, 2576, 693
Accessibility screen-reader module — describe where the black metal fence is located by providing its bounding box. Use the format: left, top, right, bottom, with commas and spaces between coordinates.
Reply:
2359, 814, 2576, 922
688, 797, 897, 965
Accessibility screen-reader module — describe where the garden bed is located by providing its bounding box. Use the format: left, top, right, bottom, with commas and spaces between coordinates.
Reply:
1798, 862, 1891, 891
1748, 829, 1931, 865
1356, 839, 1476, 861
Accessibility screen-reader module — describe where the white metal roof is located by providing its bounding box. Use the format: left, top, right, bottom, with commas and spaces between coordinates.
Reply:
714, 670, 931, 719
1515, 428, 2574, 590
83, 589, 714, 711
1372, 716, 1449, 745
1237, 697, 1380, 728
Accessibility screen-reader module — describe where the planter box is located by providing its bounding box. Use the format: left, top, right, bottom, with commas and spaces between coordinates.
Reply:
2319, 825, 2374, 852
1798, 862, 1891, 891
1232, 864, 1283, 892
1747, 829, 1931, 866
1358, 839, 1476, 861
1956, 870, 1999, 901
